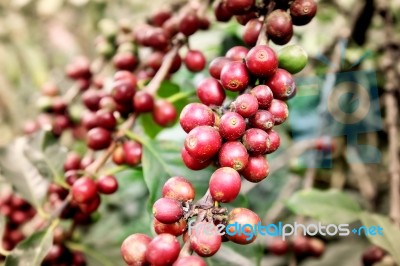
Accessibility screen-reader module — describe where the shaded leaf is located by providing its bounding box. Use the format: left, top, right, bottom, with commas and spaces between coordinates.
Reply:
157, 80, 180, 98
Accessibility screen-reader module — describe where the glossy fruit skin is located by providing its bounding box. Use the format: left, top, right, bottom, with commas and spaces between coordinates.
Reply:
152, 100, 177, 127
112, 146, 125, 165
266, 129, 281, 153
250, 85, 274, 109
181, 147, 212, 171
113, 53, 138, 71
240, 156, 269, 182
225, 0, 255, 15
196, 78, 226, 106
153, 198, 183, 224
214, 1, 232, 22
179, 13, 200, 36
267, 99, 289, 125
96, 110, 117, 130
242, 128, 270, 155
64, 152, 82, 171
112, 79, 136, 105
235, 12, 257, 25
184, 126, 222, 161
121, 233, 152, 266
190, 222, 222, 257
209, 57, 231, 79
123, 141, 142, 166
209, 167, 241, 203
185, 50, 206, 72
277, 44, 308, 74
82, 89, 104, 111
220, 62, 249, 91
290, 0, 317, 26
243, 19, 263, 46
145, 234, 180, 266
153, 218, 187, 236
362, 246, 385, 266
162, 176, 195, 202
234, 94, 259, 118
96, 175, 118, 194
133, 91, 154, 113
218, 141, 249, 171
269, 238, 289, 256
225, 46, 249, 61
87, 127, 112, 150
72, 177, 97, 203
266, 10, 293, 45
266, 69, 296, 100
173, 256, 206, 266
249, 111, 275, 131
245, 45, 278, 78
151, 10, 172, 27
293, 236, 311, 256
219, 112, 246, 140
180, 103, 215, 133
226, 208, 261, 244
309, 238, 325, 258
79, 193, 101, 213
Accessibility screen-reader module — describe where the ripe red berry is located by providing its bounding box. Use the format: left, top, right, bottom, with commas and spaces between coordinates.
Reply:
249, 110, 275, 131
113, 53, 138, 71
290, 0, 317, 26
241, 156, 269, 182
293, 236, 311, 256
122, 141, 142, 166
133, 91, 154, 113
235, 12, 257, 25
96, 110, 117, 130
266, 129, 280, 153
250, 85, 274, 109
266, 68, 296, 100
168, 54, 182, 74
96, 175, 118, 195
181, 147, 212, 171
180, 103, 215, 133
268, 99, 289, 125
226, 208, 261, 244
184, 126, 222, 161
81, 111, 98, 129
234, 94, 259, 118
266, 10, 293, 45
121, 233, 152, 266
269, 238, 289, 256
219, 112, 246, 140
220, 62, 249, 91
72, 177, 98, 203
209, 57, 231, 79
242, 128, 269, 155
64, 152, 82, 171
362, 246, 385, 266
225, 0, 255, 15
196, 78, 226, 106
52, 115, 71, 137
218, 141, 249, 171
151, 10, 172, 27
82, 89, 104, 111
225, 46, 249, 61
152, 100, 177, 127
173, 256, 206, 266
66, 56, 92, 80
153, 218, 187, 236
245, 45, 278, 78
184, 50, 206, 72
87, 127, 112, 150
153, 198, 183, 224
315, 136, 335, 152
163, 17, 179, 38
179, 13, 200, 36
145, 234, 180, 266
112, 79, 136, 105
243, 18, 263, 46
145, 28, 169, 50
209, 167, 241, 202
190, 222, 222, 257
309, 238, 325, 258
79, 193, 101, 213
214, 1, 232, 22
162, 176, 195, 202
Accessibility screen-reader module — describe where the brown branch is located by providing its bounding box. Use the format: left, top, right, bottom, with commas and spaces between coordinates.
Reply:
256, 2, 276, 46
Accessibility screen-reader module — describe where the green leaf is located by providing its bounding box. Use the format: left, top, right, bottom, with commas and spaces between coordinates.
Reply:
359, 212, 400, 265
286, 189, 362, 224
139, 113, 164, 139
157, 80, 180, 98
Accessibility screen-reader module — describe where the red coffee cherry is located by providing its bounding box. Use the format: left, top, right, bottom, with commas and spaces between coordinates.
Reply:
133, 91, 154, 113
269, 237, 289, 256
51, 97, 67, 114
196, 78, 226, 106
242, 128, 270, 155
190, 222, 222, 257
163, 17, 179, 38
241, 156, 269, 182
96, 110, 117, 130
243, 18, 263, 46
218, 141, 249, 171
64, 152, 82, 171
122, 141, 142, 166
234, 94, 259, 118
220, 62, 249, 91
209, 167, 241, 203
266, 10, 293, 45
168, 53, 182, 74
249, 110, 275, 131
72, 177, 97, 203
112, 146, 125, 165
315, 136, 335, 152
153, 218, 187, 236
179, 13, 200, 36
79, 193, 101, 213
290, 0, 317, 26
214, 1, 233, 22
66, 56, 92, 80
145, 234, 180, 266
87, 127, 112, 150
147, 51, 164, 71
267, 99, 289, 125
153, 198, 183, 224
209, 57, 231, 79
152, 100, 177, 127
293, 236, 311, 256
144, 28, 169, 50
80, 154, 95, 169
245, 45, 278, 78
173, 256, 206, 266
72, 252, 86, 266
219, 112, 246, 140
266, 68, 296, 101
362, 246, 385, 266
82, 89, 104, 111
226, 208, 261, 244
184, 50, 206, 72
225, 0, 255, 15
250, 85, 274, 109
184, 126, 222, 161
266, 129, 281, 153
121, 233, 152, 266
96, 175, 118, 195
180, 103, 215, 133
112, 79, 136, 105
225, 46, 249, 61
181, 147, 212, 171
151, 9, 172, 27
309, 238, 325, 258
81, 111, 98, 130
113, 53, 138, 71
52, 115, 71, 137
162, 176, 195, 202
235, 12, 257, 25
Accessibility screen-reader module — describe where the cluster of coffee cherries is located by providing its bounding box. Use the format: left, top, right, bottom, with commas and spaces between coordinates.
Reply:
268, 236, 325, 259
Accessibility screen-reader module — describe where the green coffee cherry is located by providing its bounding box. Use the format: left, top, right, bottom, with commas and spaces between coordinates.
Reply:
278, 44, 308, 74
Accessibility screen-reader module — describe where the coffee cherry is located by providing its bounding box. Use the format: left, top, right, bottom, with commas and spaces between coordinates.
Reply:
113, 52, 138, 71
180, 103, 215, 133
42, 82, 59, 97
249, 110, 275, 131
290, 0, 317, 26
225, 46, 249, 61
184, 126, 222, 161
52, 115, 71, 137
362, 246, 385, 266
250, 85, 274, 109
153, 218, 187, 236
220, 62, 249, 91
79, 193, 101, 213
151, 10, 172, 27
245, 45, 278, 78
87, 127, 112, 150
209, 57, 231, 79
121, 233, 152, 266
96, 110, 117, 130
153, 198, 183, 224
316, 136, 335, 152
226, 208, 261, 244
309, 238, 325, 258
278, 44, 308, 74
81, 111, 98, 129
80, 155, 95, 169
181, 147, 212, 170
145, 234, 180, 266
268, 99, 289, 125
152, 100, 177, 127
209, 167, 241, 202
241, 156, 269, 182
96, 175, 118, 195
242, 128, 269, 155
233, 94, 259, 118
266, 10, 293, 45
196, 78, 226, 106
168, 54, 182, 74
269, 238, 289, 255
243, 18, 263, 46
72, 252, 87, 266
51, 97, 67, 114
219, 112, 246, 140
64, 152, 82, 171
235, 12, 257, 25
112, 79, 136, 105
179, 13, 200, 36
214, 1, 232, 22
190, 222, 222, 257
82, 89, 103, 111
225, 0, 254, 15
184, 50, 206, 72
218, 141, 249, 171
266, 69, 296, 101
266, 129, 280, 153
173, 256, 206, 266
66, 57, 92, 80
133, 91, 154, 113
72, 177, 98, 203
163, 17, 179, 38
122, 141, 142, 166
162, 176, 195, 202
112, 146, 125, 165
293, 236, 311, 256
